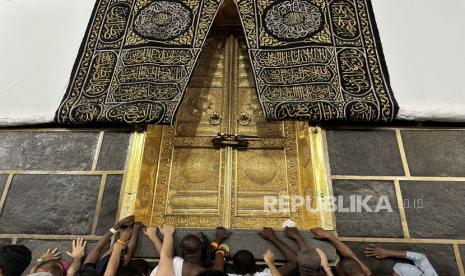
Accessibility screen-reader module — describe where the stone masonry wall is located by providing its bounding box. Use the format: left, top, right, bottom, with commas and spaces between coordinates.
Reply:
325, 127, 465, 275
0, 129, 131, 272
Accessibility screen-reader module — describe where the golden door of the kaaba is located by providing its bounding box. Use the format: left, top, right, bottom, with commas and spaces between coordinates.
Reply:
128, 26, 333, 230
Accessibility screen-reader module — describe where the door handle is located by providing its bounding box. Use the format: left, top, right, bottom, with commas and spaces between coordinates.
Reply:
237, 112, 252, 125
208, 112, 222, 125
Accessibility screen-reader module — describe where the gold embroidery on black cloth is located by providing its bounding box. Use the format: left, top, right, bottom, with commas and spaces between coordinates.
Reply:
236, 0, 398, 122
57, 0, 223, 125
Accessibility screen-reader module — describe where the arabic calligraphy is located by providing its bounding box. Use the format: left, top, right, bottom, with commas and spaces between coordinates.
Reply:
57, 0, 222, 125
236, 0, 397, 122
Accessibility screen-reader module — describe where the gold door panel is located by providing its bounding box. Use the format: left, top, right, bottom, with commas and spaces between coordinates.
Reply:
132, 29, 330, 229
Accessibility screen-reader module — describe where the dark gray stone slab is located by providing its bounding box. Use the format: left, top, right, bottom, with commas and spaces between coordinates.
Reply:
96, 132, 131, 171
401, 130, 465, 177
17, 239, 96, 273
96, 175, 123, 235
344, 242, 459, 276
333, 180, 403, 238
0, 174, 101, 234
0, 239, 11, 246
135, 229, 338, 262
400, 181, 465, 239
0, 131, 99, 170
0, 174, 8, 195
326, 130, 404, 176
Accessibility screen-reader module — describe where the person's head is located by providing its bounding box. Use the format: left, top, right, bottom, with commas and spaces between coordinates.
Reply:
180, 234, 202, 256
297, 248, 322, 276
0, 245, 32, 276
232, 250, 256, 275
196, 270, 228, 276
116, 259, 150, 276
335, 258, 364, 276
76, 263, 99, 276
37, 261, 64, 276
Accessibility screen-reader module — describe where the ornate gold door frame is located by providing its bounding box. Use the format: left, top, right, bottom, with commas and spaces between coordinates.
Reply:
118, 30, 334, 230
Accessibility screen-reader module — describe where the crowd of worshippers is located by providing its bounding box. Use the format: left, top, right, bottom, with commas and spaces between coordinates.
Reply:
0, 216, 438, 276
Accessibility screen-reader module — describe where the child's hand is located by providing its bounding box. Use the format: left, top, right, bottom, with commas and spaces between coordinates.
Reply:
66, 238, 87, 259
40, 248, 61, 262
263, 249, 275, 265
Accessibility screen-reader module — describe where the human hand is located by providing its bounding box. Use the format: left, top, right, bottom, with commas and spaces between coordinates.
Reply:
215, 227, 230, 243
159, 225, 175, 236
114, 215, 135, 230
143, 226, 158, 240
119, 226, 133, 241
311, 227, 335, 240
263, 249, 275, 265
284, 227, 301, 240
259, 227, 277, 241
66, 238, 87, 259
40, 248, 61, 262
364, 245, 389, 259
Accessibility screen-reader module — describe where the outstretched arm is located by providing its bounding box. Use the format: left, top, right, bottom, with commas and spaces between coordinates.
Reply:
155, 225, 175, 276
283, 227, 309, 252
211, 244, 230, 272
144, 226, 163, 253
85, 215, 135, 264
124, 222, 143, 265
263, 249, 282, 276
364, 246, 439, 275
364, 245, 406, 259
210, 227, 231, 272
31, 248, 61, 273
66, 238, 87, 276
312, 227, 371, 276
316, 248, 334, 276
104, 226, 133, 276
259, 228, 297, 276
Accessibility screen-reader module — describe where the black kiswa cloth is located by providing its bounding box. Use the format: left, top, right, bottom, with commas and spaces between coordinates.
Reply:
235, 0, 398, 123
56, 0, 223, 125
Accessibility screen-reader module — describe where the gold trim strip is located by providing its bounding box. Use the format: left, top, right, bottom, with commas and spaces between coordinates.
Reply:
91, 131, 105, 171
224, 147, 233, 229
0, 174, 14, 215
91, 174, 107, 235
309, 127, 335, 230
394, 180, 410, 238
332, 175, 465, 182
118, 131, 146, 220
0, 170, 124, 175
339, 237, 465, 244
453, 243, 465, 276
396, 129, 411, 177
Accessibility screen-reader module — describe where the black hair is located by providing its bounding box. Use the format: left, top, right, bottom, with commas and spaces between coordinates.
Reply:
180, 234, 202, 256
0, 245, 32, 276
232, 250, 256, 275
116, 265, 145, 276
196, 270, 228, 276
336, 258, 364, 276
77, 263, 99, 276
117, 259, 150, 276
